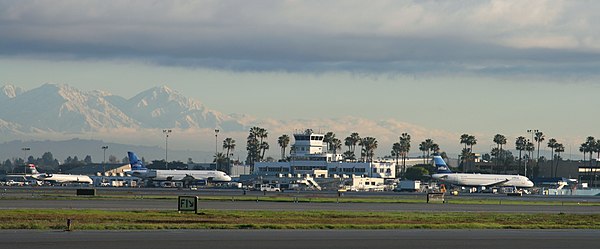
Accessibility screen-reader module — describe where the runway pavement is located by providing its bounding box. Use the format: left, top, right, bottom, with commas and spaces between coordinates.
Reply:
0, 229, 598, 249
1, 198, 599, 214
1, 186, 599, 213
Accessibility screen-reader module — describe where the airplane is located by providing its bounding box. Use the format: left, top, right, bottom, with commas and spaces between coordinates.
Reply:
431, 156, 534, 188
28, 164, 94, 184
126, 151, 232, 183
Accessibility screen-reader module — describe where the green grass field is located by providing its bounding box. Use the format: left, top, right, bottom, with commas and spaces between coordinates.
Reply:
1, 209, 599, 230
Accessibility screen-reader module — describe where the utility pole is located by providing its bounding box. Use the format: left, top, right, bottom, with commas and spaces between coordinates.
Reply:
102, 145, 109, 174
215, 129, 220, 155
163, 129, 172, 170
215, 129, 220, 171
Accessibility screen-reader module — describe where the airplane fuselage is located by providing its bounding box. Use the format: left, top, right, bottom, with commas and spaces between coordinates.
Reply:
130, 169, 232, 182
432, 173, 534, 188
32, 173, 93, 184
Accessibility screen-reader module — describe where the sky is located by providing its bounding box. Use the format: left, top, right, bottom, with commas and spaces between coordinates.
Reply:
2, 0, 600, 159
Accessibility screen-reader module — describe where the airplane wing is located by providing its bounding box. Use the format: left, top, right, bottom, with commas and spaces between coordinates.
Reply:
166, 175, 197, 181
482, 179, 510, 187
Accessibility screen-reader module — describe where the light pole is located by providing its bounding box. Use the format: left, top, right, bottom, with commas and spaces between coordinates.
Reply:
21, 147, 30, 174
163, 129, 172, 170
524, 139, 530, 178
526, 129, 538, 178
214, 129, 220, 171
214, 129, 220, 155
102, 146, 109, 174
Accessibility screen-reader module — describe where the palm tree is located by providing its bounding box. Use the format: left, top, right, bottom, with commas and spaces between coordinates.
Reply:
525, 140, 535, 169
579, 143, 587, 162
467, 135, 477, 151
584, 136, 597, 186
278, 134, 290, 161
344, 137, 353, 153
424, 139, 435, 162
431, 143, 440, 154
331, 138, 342, 155
391, 142, 402, 176
419, 141, 428, 164
323, 132, 335, 153
257, 128, 268, 160
460, 134, 470, 149
399, 133, 411, 176
359, 138, 366, 162
418, 139, 435, 164
596, 139, 600, 186
493, 134, 507, 169
515, 136, 526, 172
260, 141, 269, 160
342, 151, 356, 161
534, 131, 545, 168
361, 137, 378, 162
466, 135, 477, 170
223, 138, 236, 158
213, 152, 228, 172
547, 138, 557, 177
461, 148, 472, 172
459, 134, 470, 165
246, 127, 260, 170
554, 143, 564, 178
222, 138, 236, 174
345, 133, 360, 155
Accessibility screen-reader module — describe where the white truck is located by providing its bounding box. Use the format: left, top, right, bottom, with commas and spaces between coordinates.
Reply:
396, 180, 421, 192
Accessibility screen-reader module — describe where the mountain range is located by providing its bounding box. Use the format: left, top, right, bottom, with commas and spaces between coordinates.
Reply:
0, 83, 459, 161
0, 84, 247, 133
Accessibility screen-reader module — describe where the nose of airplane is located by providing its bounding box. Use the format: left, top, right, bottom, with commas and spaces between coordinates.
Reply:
526, 180, 534, 188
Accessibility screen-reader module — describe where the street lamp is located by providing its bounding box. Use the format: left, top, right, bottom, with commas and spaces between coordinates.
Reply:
214, 129, 220, 155
214, 129, 220, 171
102, 146, 109, 174
163, 129, 172, 170
21, 147, 30, 174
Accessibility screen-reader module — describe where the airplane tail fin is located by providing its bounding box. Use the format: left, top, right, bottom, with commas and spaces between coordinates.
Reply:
433, 156, 452, 174
28, 164, 38, 174
127, 151, 147, 171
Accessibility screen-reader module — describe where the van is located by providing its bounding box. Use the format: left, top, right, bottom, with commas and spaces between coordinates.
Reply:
260, 184, 281, 192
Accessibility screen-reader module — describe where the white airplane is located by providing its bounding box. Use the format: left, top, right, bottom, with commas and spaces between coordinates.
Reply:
431, 156, 534, 188
28, 164, 94, 184
126, 151, 232, 182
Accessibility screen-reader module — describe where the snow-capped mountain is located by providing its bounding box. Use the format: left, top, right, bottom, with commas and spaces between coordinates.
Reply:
118, 86, 230, 129
0, 84, 139, 132
0, 84, 24, 102
0, 83, 248, 134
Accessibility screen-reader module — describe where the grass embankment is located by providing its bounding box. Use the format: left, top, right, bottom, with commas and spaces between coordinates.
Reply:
1, 209, 599, 230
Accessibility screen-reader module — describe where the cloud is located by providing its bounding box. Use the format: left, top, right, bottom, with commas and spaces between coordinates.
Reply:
1, 0, 600, 78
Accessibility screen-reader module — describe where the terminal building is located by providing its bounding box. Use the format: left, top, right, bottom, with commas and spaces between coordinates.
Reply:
246, 130, 409, 191
254, 130, 397, 179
